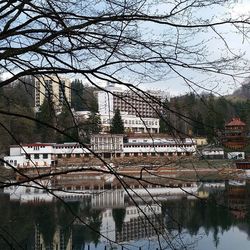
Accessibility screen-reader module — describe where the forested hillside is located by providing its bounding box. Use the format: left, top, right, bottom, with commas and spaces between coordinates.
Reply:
0, 78, 98, 154
160, 93, 250, 142
1, 78, 250, 154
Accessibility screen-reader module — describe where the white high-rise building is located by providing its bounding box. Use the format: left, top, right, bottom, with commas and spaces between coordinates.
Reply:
97, 83, 168, 118
35, 75, 71, 112
96, 83, 169, 133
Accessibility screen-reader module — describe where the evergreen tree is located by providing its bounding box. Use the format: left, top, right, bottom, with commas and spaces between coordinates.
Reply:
214, 97, 228, 131
71, 79, 98, 112
36, 98, 56, 142
160, 98, 171, 133
88, 112, 101, 134
57, 102, 78, 142
204, 111, 216, 143
192, 113, 205, 136
71, 79, 84, 111
159, 116, 170, 133
110, 109, 124, 134
78, 112, 101, 143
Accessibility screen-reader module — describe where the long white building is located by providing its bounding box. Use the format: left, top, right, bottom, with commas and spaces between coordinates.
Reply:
100, 113, 160, 133
4, 134, 196, 168
123, 134, 196, 157
3, 142, 90, 169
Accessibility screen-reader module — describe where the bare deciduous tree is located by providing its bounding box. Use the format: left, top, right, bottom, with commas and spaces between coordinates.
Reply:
0, 0, 250, 249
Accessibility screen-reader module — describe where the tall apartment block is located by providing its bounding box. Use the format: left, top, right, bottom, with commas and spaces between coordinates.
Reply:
35, 75, 71, 112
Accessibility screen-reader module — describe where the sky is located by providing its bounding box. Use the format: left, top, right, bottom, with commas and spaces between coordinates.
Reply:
162, 0, 250, 96
1, 0, 250, 97
136, 0, 250, 96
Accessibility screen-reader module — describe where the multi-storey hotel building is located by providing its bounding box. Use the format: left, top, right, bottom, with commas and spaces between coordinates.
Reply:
97, 84, 168, 118
96, 84, 168, 133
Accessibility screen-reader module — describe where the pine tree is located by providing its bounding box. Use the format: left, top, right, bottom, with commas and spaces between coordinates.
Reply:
110, 109, 124, 134
192, 113, 205, 136
71, 79, 84, 111
71, 79, 98, 112
89, 112, 101, 134
78, 112, 101, 143
57, 102, 78, 142
36, 98, 56, 142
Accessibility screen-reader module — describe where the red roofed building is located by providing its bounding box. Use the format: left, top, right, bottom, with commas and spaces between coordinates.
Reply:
222, 118, 248, 149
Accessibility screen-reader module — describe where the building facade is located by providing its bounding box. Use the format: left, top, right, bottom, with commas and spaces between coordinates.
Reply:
35, 75, 71, 112
200, 147, 224, 159
96, 83, 169, 133
4, 134, 197, 168
100, 113, 160, 133
3, 142, 90, 169
91, 134, 123, 156
97, 83, 168, 118
222, 117, 248, 149
123, 134, 196, 157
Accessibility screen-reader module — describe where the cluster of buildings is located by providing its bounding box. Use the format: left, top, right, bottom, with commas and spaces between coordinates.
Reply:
201, 117, 249, 160
4, 75, 199, 196
34, 75, 169, 133
221, 117, 248, 150
5, 75, 249, 195
7, 74, 250, 167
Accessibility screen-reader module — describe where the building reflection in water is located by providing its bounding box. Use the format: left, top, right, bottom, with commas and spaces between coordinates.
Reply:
35, 225, 72, 250
225, 180, 250, 219
2, 182, 250, 249
100, 204, 164, 244
91, 189, 125, 208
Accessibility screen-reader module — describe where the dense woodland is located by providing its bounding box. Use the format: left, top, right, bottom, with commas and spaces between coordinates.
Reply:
160, 89, 250, 143
1, 78, 250, 154
0, 78, 100, 154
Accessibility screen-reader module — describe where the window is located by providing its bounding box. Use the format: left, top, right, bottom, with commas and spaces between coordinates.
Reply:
43, 154, 48, 159
34, 154, 39, 159
26, 154, 30, 159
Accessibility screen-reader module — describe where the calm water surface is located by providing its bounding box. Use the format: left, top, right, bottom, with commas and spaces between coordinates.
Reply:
1, 181, 250, 250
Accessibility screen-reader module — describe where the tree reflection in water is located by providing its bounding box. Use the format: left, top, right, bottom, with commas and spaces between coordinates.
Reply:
0, 183, 250, 249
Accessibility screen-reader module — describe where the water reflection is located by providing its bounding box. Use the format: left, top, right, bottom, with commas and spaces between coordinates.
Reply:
1, 181, 250, 249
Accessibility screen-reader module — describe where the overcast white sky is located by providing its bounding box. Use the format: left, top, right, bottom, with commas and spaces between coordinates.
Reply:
146, 0, 250, 96
2, 0, 250, 97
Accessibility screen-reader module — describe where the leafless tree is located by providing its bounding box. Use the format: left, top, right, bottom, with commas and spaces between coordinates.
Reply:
0, 0, 250, 249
